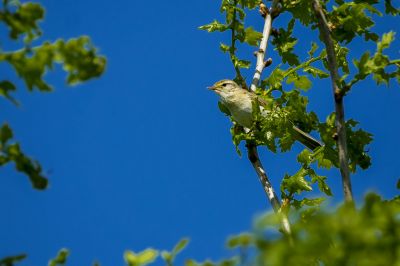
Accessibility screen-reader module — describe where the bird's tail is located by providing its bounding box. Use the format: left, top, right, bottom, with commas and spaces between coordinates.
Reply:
290, 126, 323, 150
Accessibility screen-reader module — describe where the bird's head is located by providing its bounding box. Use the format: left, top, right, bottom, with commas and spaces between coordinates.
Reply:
208, 79, 240, 98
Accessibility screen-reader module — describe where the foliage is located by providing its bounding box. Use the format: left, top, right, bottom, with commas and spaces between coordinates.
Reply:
48, 249, 69, 266
252, 193, 400, 266
0, 254, 26, 266
0, 0, 106, 189
0, 123, 47, 189
124, 249, 159, 266
200, 0, 400, 209
8, 193, 399, 266
2, 0, 400, 265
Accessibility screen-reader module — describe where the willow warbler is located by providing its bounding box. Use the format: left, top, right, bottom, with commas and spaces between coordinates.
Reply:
209, 79, 322, 150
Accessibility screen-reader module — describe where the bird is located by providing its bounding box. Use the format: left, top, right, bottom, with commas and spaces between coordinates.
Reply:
208, 79, 323, 150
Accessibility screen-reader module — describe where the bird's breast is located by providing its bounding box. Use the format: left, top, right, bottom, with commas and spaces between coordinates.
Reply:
224, 96, 254, 128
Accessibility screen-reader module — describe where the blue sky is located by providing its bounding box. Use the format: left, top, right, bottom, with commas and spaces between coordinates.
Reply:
0, 0, 399, 265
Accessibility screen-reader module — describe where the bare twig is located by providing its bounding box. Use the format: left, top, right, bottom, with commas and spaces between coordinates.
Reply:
312, 0, 353, 202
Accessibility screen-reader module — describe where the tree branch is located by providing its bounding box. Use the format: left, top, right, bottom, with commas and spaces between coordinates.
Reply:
312, 0, 354, 203
250, 1, 280, 92
246, 143, 291, 235
230, 0, 246, 88
246, 0, 291, 235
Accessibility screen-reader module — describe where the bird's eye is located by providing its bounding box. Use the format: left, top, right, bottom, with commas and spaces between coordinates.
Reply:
222, 83, 227, 87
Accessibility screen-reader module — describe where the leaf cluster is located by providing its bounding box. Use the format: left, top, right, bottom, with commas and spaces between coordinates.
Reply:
319, 113, 373, 172
199, 0, 264, 85
3, 192, 400, 266
0, 123, 47, 189
0, 1, 44, 42
253, 193, 400, 266
0, 0, 106, 188
350, 32, 400, 87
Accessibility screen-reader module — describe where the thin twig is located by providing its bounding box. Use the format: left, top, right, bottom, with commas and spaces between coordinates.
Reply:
230, 0, 247, 88
312, 0, 353, 202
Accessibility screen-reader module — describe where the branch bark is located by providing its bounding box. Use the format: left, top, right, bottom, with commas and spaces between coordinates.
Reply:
312, 0, 354, 202
246, 0, 292, 235
246, 143, 291, 235
250, 1, 279, 92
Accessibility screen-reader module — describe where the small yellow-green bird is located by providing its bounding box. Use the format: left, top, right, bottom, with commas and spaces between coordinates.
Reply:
208, 79, 322, 150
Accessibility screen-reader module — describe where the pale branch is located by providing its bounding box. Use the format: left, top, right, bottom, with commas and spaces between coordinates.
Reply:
312, 0, 354, 203
250, 0, 280, 92
245, 0, 291, 236
246, 143, 291, 235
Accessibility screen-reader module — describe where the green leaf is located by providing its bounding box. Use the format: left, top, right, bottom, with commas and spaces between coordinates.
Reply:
315, 151, 334, 169
239, 0, 259, 9
330, 2, 382, 43
56, 37, 107, 84
219, 43, 230, 53
5, 37, 106, 91
335, 45, 350, 74
303, 66, 329, 78
160, 251, 172, 263
271, 19, 300, 66
281, 0, 314, 26
124, 249, 158, 266
265, 67, 285, 89
172, 238, 189, 256
286, 75, 312, 91
308, 42, 318, 58
233, 58, 251, 69
297, 149, 312, 165
278, 132, 295, 152
1, 2, 44, 42
0, 254, 27, 266
384, 0, 400, 15
4, 142, 48, 189
48, 249, 69, 266
293, 197, 325, 209
244, 27, 262, 46
377, 31, 395, 53
281, 168, 312, 195
227, 233, 253, 248
137, 249, 158, 265
198, 20, 228, 33
346, 120, 373, 172
0, 124, 13, 144
310, 171, 332, 196
0, 80, 19, 105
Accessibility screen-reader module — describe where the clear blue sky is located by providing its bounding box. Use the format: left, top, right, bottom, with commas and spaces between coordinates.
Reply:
1, 1, 399, 265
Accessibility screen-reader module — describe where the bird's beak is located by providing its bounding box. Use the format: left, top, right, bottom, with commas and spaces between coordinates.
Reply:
207, 85, 216, 90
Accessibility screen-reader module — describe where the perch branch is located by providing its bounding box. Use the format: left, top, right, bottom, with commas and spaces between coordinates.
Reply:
246, 0, 291, 235
246, 143, 291, 235
250, 0, 280, 92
